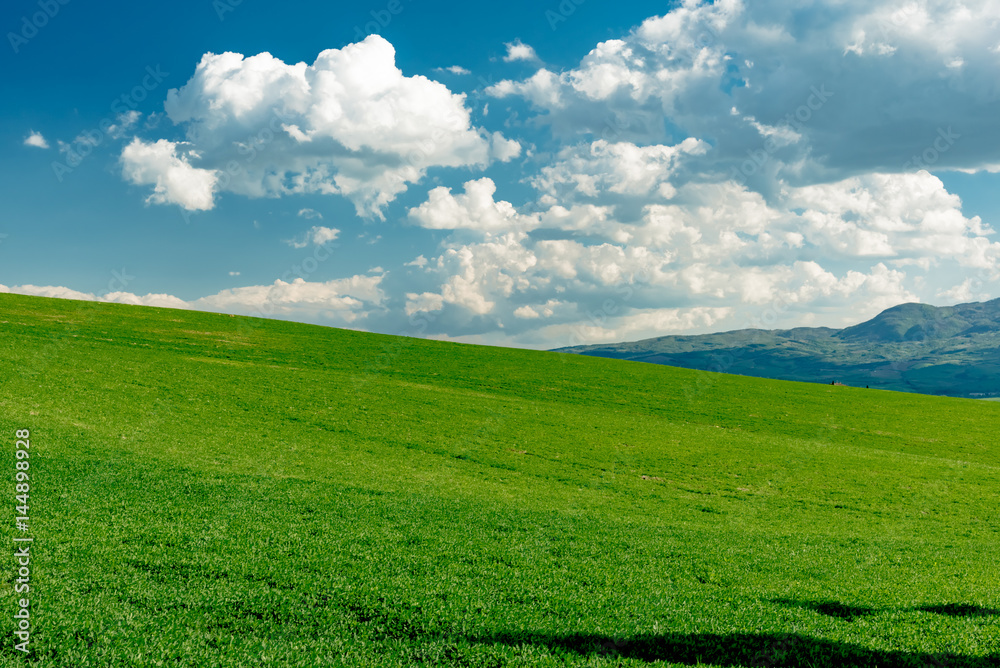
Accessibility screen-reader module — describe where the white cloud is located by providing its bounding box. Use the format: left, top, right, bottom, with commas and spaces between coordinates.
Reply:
193, 274, 384, 321
404, 291, 444, 316
512, 300, 561, 319
310, 227, 340, 245
0, 284, 94, 301
513, 305, 540, 319
73, 133, 100, 148
408, 178, 539, 233
103, 292, 191, 308
23, 131, 49, 149
124, 36, 517, 218
229, 271, 241, 276
786, 172, 998, 266
937, 278, 979, 303
405, 255, 428, 268
503, 39, 539, 63
551, 306, 733, 346
120, 138, 220, 211
489, 131, 522, 161
532, 138, 708, 200
538, 204, 625, 242
106, 111, 141, 139
286, 226, 340, 248
298, 208, 322, 219
438, 65, 471, 75
2, 271, 386, 329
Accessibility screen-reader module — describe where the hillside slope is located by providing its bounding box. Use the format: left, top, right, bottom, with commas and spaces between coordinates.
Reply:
0, 293, 998, 667
556, 298, 1000, 397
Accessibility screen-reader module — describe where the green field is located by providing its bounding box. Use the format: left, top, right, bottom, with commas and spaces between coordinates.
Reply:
0, 292, 998, 667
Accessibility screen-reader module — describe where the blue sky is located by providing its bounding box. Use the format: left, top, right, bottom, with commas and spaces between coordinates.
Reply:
4, 0, 1000, 348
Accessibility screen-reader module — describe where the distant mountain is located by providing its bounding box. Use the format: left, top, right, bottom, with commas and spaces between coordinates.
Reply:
554, 299, 1000, 398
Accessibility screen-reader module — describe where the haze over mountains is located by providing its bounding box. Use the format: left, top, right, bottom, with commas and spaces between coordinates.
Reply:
556, 299, 1000, 398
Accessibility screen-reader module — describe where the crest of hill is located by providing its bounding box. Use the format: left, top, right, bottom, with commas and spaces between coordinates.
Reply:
836, 298, 1000, 342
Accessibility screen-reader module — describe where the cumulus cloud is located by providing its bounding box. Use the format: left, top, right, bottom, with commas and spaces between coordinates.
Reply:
404, 291, 444, 316
103, 292, 191, 308
120, 138, 220, 211
408, 178, 539, 232
405, 255, 428, 268
298, 208, 322, 219
193, 274, 384, 322
285, 226, 340, 248
937, 278, 986, 304
532, 137, 708, 200
122, 36, 518, 218
23, 131, 49, 149
437, 65, 471, 75
503, 39, 539, 63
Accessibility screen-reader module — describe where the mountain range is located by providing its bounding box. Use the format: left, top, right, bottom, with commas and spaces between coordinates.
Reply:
555, 299, 1000, 398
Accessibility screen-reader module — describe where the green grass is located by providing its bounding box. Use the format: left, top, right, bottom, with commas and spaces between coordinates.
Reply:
0, 292, 998, 667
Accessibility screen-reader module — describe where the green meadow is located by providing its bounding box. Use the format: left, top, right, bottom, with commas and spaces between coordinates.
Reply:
0, 292, 997, 667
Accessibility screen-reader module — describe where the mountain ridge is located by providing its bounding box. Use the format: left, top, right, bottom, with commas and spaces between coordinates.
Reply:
555, 298, 1000, 398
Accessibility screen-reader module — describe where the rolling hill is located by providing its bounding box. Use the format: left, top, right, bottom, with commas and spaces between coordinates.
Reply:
556, 299, 1000, 398
0, 292, 998, 666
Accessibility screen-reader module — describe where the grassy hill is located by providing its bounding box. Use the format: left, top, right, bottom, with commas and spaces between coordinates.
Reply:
556, 298, 1000, 398
0, 292, 998, 667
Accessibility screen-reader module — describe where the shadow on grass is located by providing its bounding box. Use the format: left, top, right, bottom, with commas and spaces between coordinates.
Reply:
772, 598, 877, 621
917, 604, 1000, 618
774, 599, 1000, 622
343, 598, 998, 666
471, 631, 999, 667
